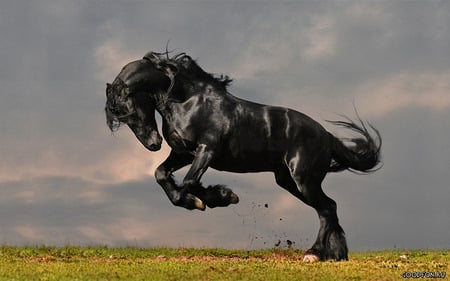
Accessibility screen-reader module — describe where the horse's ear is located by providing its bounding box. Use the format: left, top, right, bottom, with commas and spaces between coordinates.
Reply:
143, 52, 159, 65
143, 51, 153, 60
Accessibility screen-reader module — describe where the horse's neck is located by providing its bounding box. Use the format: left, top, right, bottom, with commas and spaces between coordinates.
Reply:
155, 85, 217, 122
154, 89, 188, 120
156, 76, 231, 109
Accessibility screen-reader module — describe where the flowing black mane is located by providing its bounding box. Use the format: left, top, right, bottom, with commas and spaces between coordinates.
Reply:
143, 51, 233, 92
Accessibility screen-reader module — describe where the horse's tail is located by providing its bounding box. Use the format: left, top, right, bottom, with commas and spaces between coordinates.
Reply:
327, 115, 382, 174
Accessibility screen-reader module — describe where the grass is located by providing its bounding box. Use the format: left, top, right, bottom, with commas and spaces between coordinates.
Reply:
0, 246, 448, 280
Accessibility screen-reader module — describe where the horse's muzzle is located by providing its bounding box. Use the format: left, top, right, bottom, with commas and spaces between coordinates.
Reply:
148, 142, 162, 151
146, 132, 163, 151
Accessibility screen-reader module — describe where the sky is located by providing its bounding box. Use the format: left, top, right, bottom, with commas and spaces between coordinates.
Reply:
1, 0, 449, 251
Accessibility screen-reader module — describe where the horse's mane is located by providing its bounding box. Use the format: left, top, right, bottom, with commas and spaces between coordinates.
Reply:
143, 51, 233, 91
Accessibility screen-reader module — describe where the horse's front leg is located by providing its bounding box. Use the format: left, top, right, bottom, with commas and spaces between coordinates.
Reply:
154, 151, 205, 210
182, 144, 213, 187
183, 144, 239, 208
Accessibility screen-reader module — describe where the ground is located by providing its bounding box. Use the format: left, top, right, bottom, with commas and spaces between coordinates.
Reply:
0, 246, 448, 280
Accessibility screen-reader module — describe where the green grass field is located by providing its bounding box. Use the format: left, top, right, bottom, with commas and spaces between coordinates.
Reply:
0, 246, 448, 280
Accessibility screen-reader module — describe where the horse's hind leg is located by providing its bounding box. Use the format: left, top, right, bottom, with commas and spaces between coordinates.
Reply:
301, 183, 348, 262
274, 165, 348, 262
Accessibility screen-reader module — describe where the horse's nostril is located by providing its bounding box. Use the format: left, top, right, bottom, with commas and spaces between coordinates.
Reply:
148, 143, 161, 151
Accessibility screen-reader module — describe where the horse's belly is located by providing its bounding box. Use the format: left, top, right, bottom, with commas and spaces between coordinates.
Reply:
210, 150, 277, 173
211, 161, 273, 173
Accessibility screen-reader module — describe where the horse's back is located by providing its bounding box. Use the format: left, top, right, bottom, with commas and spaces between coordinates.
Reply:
212, 95, 330, 173
228, 96, 328, 146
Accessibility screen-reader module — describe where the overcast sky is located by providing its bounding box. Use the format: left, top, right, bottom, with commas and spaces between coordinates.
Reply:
1, 1, 449, 251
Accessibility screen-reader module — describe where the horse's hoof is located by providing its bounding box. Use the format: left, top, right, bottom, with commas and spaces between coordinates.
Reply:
194, 197, 206, 211
230, 192, 239, 204
302, 254, 320, 263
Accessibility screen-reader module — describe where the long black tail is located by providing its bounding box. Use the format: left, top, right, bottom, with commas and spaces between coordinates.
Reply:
327, 115, 382, 173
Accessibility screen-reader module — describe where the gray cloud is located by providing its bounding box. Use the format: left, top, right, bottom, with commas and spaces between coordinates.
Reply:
0, 1, 449, 250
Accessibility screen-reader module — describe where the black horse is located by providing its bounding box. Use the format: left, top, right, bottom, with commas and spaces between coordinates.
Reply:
105, 51, 381, 262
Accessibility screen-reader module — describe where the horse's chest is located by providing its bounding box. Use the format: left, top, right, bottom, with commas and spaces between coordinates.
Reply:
163, 102, 201, 152
163, 123, 196, 153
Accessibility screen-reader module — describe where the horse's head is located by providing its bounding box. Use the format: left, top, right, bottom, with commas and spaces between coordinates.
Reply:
105, 51, 232, 151
105, 59, 165, 151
